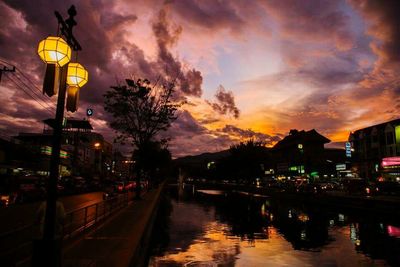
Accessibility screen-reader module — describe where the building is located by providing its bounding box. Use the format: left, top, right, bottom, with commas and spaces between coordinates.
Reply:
0, 137, 39, 176
272, 129, 347, 180
15, 118, 113, 179
349, 118, 400, 181
14, 132, 71, 176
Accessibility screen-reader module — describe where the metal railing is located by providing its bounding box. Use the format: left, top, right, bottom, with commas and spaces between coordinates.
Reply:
0, 192, 130, 266
62, 192, 129, 239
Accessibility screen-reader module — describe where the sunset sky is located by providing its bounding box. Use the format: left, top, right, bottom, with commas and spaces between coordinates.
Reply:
0, 0, 399, 157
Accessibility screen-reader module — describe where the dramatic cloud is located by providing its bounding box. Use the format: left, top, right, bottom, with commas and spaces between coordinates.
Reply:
1, 0, 400, 157
208, 85, 240, 119
220, 125, 281, 145
152, 8, 203, 97
100, 12, 137, 30
349, 0, 400, 68
262, 0, 355, 51
166, 0, 245, 33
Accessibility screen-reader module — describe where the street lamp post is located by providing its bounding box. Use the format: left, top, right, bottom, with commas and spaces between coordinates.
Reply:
32, 6, 84, 267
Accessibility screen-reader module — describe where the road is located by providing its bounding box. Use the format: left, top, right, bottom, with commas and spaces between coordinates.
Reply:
0, 192, 103, 237
0, 191, 133, 266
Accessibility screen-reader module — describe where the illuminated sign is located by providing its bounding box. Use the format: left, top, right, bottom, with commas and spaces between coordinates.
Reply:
396, 126, 400, 144
207, 161, 215, 169
336, 164, 346, 171
298, 143, 304, 154
381, 157, 400, 167
87, 108, 94, 116
345, 142, 351, 158
41, 146, 69, 159
289, 165, 304, 173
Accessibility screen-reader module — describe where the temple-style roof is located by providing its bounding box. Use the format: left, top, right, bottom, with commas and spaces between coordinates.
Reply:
273, 129, 330, 150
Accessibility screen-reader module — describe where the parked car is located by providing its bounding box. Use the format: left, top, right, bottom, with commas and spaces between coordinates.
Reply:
342, 179, 368, 194
296, 183, 323, 194
103, 186, 117, 200
115, 182, 125, 193
375, 181, 400, 195
15, 175, 46, 203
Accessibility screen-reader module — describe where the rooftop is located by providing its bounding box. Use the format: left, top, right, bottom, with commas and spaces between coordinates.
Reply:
352, 118, 400, 134
273, 129, 330, 150
44, 118, 93, 130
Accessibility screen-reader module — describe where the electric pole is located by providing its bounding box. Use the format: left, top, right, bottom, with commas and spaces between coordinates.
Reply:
0, 65, 16, 83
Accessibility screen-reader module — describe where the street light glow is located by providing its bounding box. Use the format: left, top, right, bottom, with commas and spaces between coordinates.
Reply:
37, 36, 71, 67
94, 142, 101, 148
67, 63, 88, 87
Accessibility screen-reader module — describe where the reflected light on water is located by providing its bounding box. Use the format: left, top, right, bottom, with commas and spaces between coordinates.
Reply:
149, 190, 396, 267
196, 190, 225, 195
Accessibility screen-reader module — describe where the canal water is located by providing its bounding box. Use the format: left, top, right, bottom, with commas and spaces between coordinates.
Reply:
147, 185, 400, 266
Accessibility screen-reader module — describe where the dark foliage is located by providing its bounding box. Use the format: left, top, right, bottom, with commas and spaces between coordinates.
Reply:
216, 139, 271, 182
104, 78, 180, 188
104, 78, 180, 147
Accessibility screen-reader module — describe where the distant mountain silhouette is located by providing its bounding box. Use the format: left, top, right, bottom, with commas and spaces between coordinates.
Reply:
174, 150, 230, 165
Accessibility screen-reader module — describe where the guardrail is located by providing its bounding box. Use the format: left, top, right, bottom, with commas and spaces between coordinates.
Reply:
0, 192, 130, 266
63, 193, 129, 239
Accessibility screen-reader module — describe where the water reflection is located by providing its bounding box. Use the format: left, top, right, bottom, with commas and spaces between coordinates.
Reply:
148, 187, 400, 266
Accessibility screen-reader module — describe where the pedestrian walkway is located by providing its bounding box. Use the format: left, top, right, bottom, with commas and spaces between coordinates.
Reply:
62, 185, 163, 267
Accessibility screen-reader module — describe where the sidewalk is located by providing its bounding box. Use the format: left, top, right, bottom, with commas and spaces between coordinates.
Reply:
62, 186, 163, 267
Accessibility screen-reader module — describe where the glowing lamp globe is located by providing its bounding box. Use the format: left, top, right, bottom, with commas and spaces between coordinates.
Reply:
67, 63, 88, 87
37, 36, 71, 67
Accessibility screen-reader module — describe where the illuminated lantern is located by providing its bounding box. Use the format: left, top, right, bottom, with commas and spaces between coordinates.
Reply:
37, 36, 71, 67
67, 63, 88, 88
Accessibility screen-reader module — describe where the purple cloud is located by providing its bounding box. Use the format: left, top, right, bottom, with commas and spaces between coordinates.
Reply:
207, 85, 240, 119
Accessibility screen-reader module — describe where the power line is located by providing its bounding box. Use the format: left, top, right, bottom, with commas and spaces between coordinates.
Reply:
0, 58, 43, 94
12, 71, 56, 110
0, 65, 15, 82
0, 58, 57, 111
15, 67, 46, 95
4, 75, 54, 115
5, 73, 56, 112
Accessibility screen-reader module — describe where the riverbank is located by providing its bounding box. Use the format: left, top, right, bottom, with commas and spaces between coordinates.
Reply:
187, 182, 400, 216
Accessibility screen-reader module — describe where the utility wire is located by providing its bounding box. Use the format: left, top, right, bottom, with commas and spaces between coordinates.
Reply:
0, 58, 57, 111
0, 58, 49, 97
4, 75, 54, 115
12, 71, 56, 110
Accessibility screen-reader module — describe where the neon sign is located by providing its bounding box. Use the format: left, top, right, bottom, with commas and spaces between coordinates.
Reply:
345, 142, 351, 158
381, 157, 400, 167
40, 146, 69, 159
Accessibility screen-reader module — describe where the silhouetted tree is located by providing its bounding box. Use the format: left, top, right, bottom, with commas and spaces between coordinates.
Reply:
218, 139, 270, 183
104, 78, 180, 197
132, 140, 172, 187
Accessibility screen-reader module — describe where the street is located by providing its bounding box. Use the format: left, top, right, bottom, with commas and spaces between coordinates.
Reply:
0, 191, 103, 238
